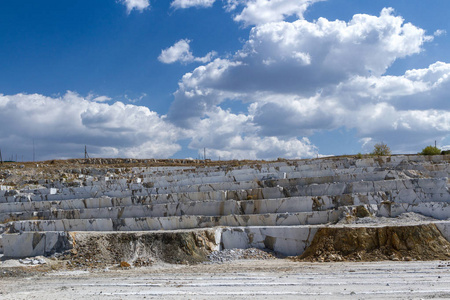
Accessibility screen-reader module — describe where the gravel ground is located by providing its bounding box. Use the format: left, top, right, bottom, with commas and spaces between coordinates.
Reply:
346, 212, 441, 225
1, 259, 450, 299
207, 248, 277, 263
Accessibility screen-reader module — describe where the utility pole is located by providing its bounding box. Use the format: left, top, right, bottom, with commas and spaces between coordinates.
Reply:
85, 145, 89, 159
33, 139, 35, 162
0, 148, 3, 164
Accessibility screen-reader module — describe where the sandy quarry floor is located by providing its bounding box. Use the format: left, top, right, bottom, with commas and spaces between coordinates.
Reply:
1, 259, 450, 299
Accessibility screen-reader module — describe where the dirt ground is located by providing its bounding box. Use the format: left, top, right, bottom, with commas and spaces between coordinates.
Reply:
1, 258, 450, 299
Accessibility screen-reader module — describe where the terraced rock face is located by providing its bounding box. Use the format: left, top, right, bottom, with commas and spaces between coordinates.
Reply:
0, 155, 449, 262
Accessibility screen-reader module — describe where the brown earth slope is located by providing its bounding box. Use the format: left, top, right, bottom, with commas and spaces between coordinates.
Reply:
297, 224, 450, 262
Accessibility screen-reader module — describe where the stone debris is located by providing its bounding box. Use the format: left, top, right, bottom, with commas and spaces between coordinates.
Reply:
338, 212, 439, 225
18, 258, 46, 265
207, 248, 277, 263
50, 230, 217, 269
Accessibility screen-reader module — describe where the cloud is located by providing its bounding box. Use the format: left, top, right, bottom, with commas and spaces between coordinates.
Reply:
225, 0, 324, 26
185, 107, 318, 159
170, 0, 324, 26
329, 61, 450, 111
85, 93, 112, 103
92, 96, 112, 102
164, 8, 449, 156
247, 61, 450, 151
434, 29, 446, 37
158, 39, 217, 64
350, 105, 450, 153
168, 8, 431, 124
0, 92, 181, 160
250, 94, 336, 137
200, 135, 319, 160
247, 63, 450, 153
120, 0, 150, 13
171, 0, 216, 9
124, 93, 147, 103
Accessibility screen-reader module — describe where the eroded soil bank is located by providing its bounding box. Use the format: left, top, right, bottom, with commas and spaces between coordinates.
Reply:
297, 224, 450, 262
63, 229, 218, 268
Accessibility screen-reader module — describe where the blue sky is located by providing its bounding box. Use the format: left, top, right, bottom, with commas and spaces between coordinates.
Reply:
0, 0, 449, 161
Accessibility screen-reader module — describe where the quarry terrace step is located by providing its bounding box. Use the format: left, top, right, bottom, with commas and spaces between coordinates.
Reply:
59, 165, 448, 192
2, 183, 449, 215
129, 155, 449, 177
1, 156, 447, 194
139, 160, 449, 181
5, 210, 345, 233
135, 162, 444, 184
2, 187, 449, 213
137, 166, 448, 188
1, 191, 449, 223
1, 177, 447, 204
382, 201, 450, 219
3, 221, 450, 258
129, 155, 449, 173
66, 164, 443, 194
0, 168, 405, 199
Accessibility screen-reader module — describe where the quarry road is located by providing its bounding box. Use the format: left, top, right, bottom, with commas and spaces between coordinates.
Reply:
1, 260, 450, 299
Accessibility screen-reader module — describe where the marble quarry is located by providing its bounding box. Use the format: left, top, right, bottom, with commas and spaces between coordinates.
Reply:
0, 155, 449, 258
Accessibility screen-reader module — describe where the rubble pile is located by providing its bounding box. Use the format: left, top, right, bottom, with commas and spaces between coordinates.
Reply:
207, 248, 277, 263
57, 230, 218, 268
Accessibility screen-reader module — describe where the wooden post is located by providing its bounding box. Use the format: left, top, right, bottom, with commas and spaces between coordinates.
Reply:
84, 145, 90, 159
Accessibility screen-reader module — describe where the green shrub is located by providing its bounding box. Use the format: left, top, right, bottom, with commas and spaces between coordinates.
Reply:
420, 146, 441, 155
371, 143, 391, 156
442, 150, 450, 155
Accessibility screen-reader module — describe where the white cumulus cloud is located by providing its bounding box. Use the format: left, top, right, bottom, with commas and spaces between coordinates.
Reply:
171, 0, 216, 9
165, 8, 449, 156
168, 8, 431, 125
0, 92, 181, 160
171, 0, 324, 26
185, 107, 318, 159
227, 0, 324, 26
434, 29, 446, 37
158, 39, 216, 64
120, 0, 150, 13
